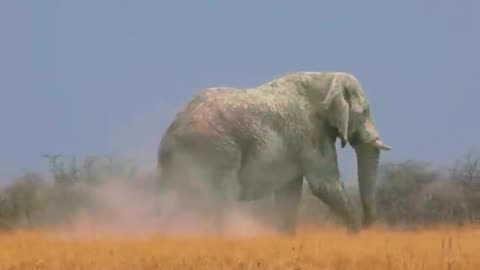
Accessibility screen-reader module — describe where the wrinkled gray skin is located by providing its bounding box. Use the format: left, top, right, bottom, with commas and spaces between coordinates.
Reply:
157, 71, 391, 234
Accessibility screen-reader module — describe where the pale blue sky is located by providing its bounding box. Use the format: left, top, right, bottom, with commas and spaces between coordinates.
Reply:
1, 1, 479, 181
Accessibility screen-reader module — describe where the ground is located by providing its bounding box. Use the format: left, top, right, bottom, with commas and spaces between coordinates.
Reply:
0, 225, 479, 270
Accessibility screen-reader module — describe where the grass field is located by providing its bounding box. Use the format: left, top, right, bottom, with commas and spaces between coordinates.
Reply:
0, 225, 479, 270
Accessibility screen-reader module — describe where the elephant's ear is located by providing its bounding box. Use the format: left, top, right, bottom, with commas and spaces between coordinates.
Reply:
323, 76, 350, 148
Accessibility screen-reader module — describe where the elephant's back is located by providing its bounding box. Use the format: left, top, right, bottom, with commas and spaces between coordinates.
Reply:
159, 86, 310, 161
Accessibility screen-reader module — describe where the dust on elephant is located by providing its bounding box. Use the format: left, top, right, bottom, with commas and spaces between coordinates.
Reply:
157, 71, 390, 234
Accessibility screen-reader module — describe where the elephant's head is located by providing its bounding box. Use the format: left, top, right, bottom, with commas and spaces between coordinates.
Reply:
304, 72, 391, 227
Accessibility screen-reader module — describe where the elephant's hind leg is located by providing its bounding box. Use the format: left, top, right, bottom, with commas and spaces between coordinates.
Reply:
207, 169, 242, 235
274, 176, 303, 235
158, 144, 242, 235
196, 151, 242, 236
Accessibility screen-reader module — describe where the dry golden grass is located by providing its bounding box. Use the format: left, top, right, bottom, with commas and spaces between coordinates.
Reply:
0, 225, 479, 270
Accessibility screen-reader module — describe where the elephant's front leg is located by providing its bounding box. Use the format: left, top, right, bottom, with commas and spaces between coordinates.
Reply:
306, 176, 359, 232
302, 145, 360, 233
274, 176, 303, 235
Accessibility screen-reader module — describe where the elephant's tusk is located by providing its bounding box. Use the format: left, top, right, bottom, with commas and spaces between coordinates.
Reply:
371, 139, 391, 151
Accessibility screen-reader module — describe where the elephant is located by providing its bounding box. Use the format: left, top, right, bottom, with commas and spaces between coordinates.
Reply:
156, 71, 390, 235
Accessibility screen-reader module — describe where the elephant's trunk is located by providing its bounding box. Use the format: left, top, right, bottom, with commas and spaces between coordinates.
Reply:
354, 143, 381, 228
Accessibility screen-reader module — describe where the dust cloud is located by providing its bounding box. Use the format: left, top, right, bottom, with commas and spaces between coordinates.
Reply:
50, 166, 277, 240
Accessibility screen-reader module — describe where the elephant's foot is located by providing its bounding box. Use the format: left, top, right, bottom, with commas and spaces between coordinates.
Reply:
346, 216, 361, 235
274, 176, 303, 236
360, 202, 376, 229
276, 217, 298, 236
340, 207, 361, 234
212, 211, 226, 235
336, 203, 360, 234
361, 214, 375, 229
